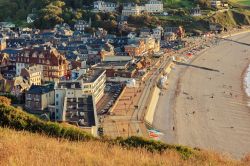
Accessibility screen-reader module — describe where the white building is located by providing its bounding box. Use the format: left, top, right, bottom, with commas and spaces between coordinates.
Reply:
145, 0, 163, 13
54, 69, 106, 121
122, 4, 144, 16
93, 1, 117, 12
74, 20, 90, 31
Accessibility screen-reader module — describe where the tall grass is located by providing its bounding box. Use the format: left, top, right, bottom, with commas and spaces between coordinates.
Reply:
0, 128, 248, 166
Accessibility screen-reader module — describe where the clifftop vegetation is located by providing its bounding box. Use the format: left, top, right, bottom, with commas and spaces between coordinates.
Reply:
0, 96, 249, 165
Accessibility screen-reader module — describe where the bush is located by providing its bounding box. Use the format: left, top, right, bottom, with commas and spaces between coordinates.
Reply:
116, 136, 195, 159
0, 96, 11, 106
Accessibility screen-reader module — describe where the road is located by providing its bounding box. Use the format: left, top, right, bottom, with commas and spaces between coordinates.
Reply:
153, 32, 250, 158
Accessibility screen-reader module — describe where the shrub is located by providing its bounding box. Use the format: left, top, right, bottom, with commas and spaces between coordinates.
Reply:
116, 136, 195, 159
0, 96, 11, 106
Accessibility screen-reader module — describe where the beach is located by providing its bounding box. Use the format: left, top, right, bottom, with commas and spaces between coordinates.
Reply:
154, 32, 250, 158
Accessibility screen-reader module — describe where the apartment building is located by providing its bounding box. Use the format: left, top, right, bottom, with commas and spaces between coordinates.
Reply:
16, 46, 68, 82
54, 69, 105, 123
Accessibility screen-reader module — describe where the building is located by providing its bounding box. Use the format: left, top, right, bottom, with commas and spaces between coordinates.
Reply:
140, 28, 151, 37
191, 5, 201, 16
152, 26, 163, 40
74, 20, 90, 31
145, 0, 163, 13
124, 39, 146, 57
93, 1, 117, 12
54, 69, 106, 119
0, 75, 30, 97
54, 69, 105, 127
122, 4, 143, 16
25, 83, 55, 112
16, 46, 69, 82
0, 38, 6, 51
20, 65, 42, 85
27, 14, 37, 23
211, 0, 221, 8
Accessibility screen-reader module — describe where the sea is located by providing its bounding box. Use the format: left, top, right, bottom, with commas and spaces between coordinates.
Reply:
245, 65, 250, 107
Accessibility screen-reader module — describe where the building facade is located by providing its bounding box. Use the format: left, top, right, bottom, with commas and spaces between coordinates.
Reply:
93, 1, 117, 12
20, 65, 42, 85
16, 46, 68, 82
54, 69, 105, 121
145, 0, 163, 13
25, 83, 55, 112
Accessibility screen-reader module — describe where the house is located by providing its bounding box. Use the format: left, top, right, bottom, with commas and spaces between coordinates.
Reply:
93, 1, 117, 12
16, 46, 69, 82
0, 38, 6, 51
145, 0, 164, 13
124, 39, 146, 57
211, 0, 221, 8
27, 14, 37, 23
122, 4, 143, 16
20, 65, 42, 85
0, 22, 15, 29
74, 20, 90, 31
164, 32, 177, 41
25, 83, 55, 112
191, 5, 201, 16
140, 28, 151, 37
0, 75, 29, 97
152, 26, 163, 40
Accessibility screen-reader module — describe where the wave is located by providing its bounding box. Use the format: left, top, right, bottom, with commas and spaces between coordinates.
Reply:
245, 64, 250, 106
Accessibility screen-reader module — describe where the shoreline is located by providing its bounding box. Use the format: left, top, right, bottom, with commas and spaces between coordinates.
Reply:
243, 64, 250, 107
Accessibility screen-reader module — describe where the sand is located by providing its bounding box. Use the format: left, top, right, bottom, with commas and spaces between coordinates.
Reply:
154, 32, 250, 159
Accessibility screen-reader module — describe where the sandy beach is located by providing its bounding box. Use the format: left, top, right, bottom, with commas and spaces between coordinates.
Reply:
154, 32, 250, 159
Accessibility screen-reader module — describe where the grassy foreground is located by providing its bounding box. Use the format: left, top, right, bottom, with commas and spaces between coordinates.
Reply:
0, 127, 249, 166
0, 97, 249, 165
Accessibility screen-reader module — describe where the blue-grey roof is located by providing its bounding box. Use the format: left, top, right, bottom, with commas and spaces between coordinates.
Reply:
27, 83, 54, 94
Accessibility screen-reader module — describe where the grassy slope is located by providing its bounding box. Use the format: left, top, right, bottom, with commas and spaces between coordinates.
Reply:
163, 0, 194, 8
230, 0, 250, 6
0, 127, 249, 166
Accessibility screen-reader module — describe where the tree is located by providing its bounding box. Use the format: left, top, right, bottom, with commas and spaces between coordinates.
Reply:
0, 96, 11, 106
35, 1, 65, 29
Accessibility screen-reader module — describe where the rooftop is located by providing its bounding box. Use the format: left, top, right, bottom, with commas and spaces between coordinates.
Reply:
27, 83, 54, 94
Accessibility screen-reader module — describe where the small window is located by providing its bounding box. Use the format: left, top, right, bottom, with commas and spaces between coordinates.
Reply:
56, 101, 59, 105
56, 94, 59, 98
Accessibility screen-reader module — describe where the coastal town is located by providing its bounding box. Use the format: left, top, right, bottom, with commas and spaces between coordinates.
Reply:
0, 0, 216, 137
0, 0, 250, 163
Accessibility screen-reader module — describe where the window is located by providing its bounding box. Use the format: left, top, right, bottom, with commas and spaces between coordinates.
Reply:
56, 101, 59, 105
56, 94, 59, 98
56, 109, 59, 113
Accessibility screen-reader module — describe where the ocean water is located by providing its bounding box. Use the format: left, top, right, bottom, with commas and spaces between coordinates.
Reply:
245, 65, 250, 106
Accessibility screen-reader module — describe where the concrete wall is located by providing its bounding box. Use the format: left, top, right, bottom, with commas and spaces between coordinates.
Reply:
144, 86, 160, 126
